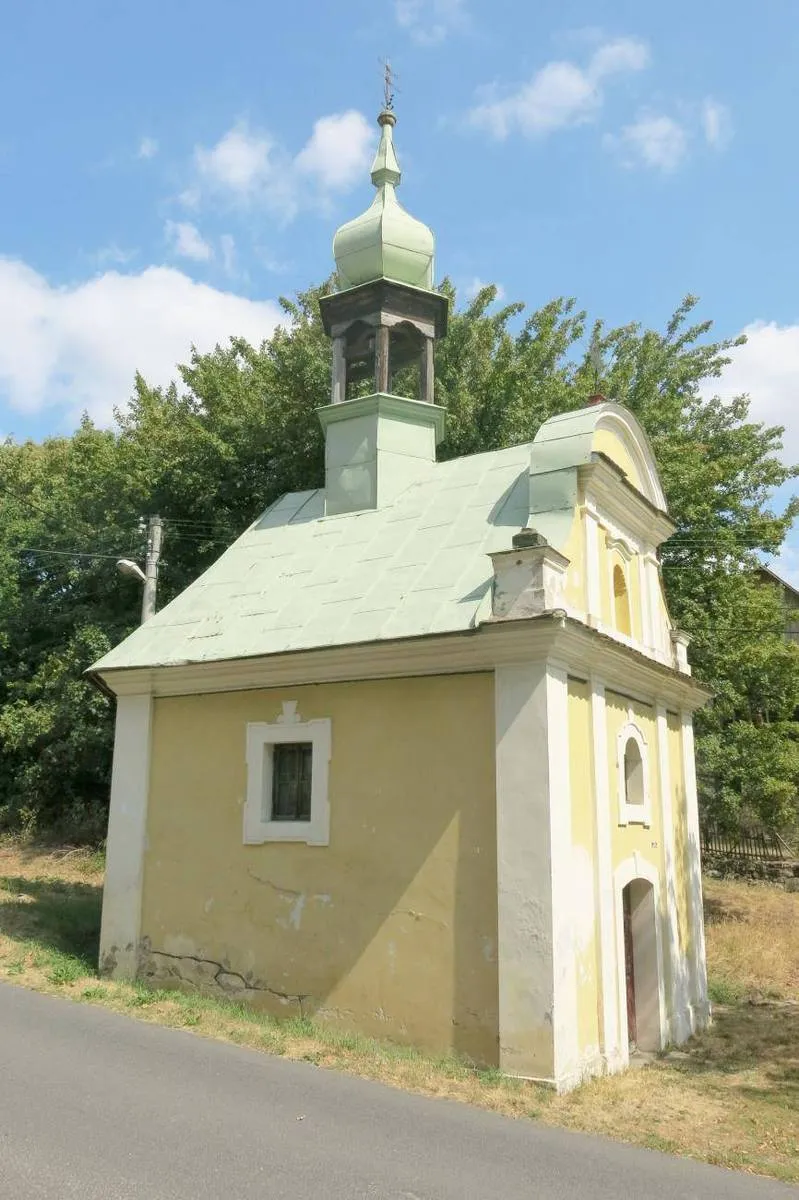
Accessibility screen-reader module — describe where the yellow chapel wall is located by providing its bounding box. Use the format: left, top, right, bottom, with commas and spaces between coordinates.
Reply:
567, 678, 601, 1064
626, 554, 643, 642
560, 509, 588, 614
566, 679, 699, 1061
553, 477, 651, 647
140, 672, 499, 1065
601, 539, 644, 643
605, 690, 671, 980
593, 429, 645, 494
587, 424, 661, 647
606, 690, 664, 872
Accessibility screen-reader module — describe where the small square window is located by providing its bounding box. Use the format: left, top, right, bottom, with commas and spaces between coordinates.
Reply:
271, 743, 313, 822
244, 713, 331, 846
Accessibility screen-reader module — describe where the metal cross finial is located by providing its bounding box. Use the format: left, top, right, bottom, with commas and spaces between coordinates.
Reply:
379, 58, 398, 110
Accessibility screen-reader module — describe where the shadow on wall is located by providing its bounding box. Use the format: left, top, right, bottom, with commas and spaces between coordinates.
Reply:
139, 675, 500, 1067
668, 753, 704, 1039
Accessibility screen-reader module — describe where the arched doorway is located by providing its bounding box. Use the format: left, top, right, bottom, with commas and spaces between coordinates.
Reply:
621, 878, 660, 1052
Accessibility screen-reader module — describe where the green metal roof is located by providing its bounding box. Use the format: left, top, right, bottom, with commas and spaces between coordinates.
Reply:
91, 442, 533, 674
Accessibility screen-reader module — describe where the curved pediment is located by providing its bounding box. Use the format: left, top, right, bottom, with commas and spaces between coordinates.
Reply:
531, 401, 667, 513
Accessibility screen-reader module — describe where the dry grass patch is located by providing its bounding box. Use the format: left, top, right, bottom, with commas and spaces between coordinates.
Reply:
703, 876, 798, 1002
0, 842, 797, 1183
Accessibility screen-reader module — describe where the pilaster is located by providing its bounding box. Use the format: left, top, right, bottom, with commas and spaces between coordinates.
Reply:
99, 694, 152, 979
494, 661, 578, 1088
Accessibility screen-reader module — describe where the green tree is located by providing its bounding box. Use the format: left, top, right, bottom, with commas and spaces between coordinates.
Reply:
1, 283, 797, 839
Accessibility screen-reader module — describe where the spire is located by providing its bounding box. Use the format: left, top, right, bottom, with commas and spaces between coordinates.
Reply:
317, 83, 450, 516
370, 110, 401, 188
332, 108, 435, 292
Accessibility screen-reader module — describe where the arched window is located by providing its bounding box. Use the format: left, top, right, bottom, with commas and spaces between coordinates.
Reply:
613, 564, 631, 637
623, 737, 644, 808
617, 721, 651, 826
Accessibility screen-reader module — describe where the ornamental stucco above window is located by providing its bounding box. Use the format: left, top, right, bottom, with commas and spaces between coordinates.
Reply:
244, 703, 331, 846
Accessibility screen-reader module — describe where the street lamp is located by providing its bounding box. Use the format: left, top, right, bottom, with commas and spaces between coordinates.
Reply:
115, 515, 163, 624
116, 558, 146, 584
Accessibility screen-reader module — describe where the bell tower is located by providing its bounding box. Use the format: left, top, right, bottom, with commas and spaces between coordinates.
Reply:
317, 104, 448, 515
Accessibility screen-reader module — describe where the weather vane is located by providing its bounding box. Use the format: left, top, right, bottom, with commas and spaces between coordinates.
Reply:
379, 58, 399, 110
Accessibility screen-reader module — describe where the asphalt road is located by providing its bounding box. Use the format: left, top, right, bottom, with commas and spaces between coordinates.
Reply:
0, 983, 792, 1199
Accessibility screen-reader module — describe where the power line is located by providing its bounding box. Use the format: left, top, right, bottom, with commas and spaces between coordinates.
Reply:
0, 480, 143, 554
0, 480, 75, 528
12, 548, 127, 561
165, 534, 231, 548
162, 517, 234, 529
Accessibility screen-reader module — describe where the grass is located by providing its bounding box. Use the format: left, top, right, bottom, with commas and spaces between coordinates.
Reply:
0, 844, 796, 1184
703, 876, 799, 1002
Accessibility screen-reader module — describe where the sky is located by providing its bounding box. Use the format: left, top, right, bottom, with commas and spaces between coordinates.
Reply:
2, 0, 799, 570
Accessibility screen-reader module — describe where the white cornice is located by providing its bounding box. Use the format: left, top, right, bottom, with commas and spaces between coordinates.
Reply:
93, 615, 708, 711
579, 459, 675, 548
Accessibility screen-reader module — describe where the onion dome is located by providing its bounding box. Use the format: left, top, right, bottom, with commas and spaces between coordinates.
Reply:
332, 110, 435, 291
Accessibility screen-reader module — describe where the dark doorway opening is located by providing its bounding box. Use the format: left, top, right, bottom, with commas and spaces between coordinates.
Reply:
621, 878, 660, 1052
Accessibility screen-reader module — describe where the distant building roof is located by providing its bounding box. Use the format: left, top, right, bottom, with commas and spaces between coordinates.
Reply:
757, 563, 799, 604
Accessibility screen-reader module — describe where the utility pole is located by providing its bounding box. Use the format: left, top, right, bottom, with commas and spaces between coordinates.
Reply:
141, 515, 163, 623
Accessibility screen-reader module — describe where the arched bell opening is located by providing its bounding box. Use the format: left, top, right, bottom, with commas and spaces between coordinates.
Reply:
322, 277, 448, 409
340, 320, 377, 402
387, 321, 424, 401
332, 317, 436, 404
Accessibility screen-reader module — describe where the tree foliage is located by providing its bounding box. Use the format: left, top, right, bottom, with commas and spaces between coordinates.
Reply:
1, 282, 797, 839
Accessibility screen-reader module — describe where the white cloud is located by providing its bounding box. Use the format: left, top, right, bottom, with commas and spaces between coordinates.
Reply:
165, 220, 213, 262
704, 320, 799, 464
607, 97, 731, 172
191, 112, 374, 219
93, 243, 137, 267
469, 37, 649, 140
613, 113, 688, 172
195, 124, 272, 196
178, 187, 201, 210
294, 111, 373, 191
0, 258, 281, 426
138, 137, 158, 160
701, 98, 732, 149
464, 277, 506, 301
588, 38, 650, 77
395, 0, 467, 45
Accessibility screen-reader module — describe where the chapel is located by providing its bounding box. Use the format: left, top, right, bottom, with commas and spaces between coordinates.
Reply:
91, 103, 710, 1089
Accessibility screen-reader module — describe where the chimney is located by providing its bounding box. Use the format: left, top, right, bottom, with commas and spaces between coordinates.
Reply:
489, 528, 570, 620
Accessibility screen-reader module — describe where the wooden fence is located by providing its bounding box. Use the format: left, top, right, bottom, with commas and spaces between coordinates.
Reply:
700, 825, 795, 862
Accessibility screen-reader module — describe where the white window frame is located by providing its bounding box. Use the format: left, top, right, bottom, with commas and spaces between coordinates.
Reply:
244, 703, 331, 846
617, 719, 651, 827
